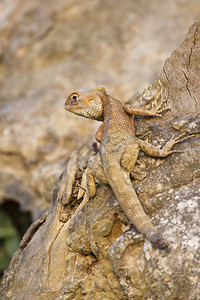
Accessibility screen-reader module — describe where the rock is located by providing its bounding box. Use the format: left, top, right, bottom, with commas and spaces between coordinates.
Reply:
0, 22, 200, 300
1, 0, 200, 221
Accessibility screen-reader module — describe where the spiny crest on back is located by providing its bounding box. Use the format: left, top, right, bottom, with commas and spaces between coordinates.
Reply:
95, 86, 107, 96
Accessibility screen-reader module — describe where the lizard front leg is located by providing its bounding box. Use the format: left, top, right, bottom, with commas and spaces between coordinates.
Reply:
95, 123, 103, 143
124, 99, 169, 117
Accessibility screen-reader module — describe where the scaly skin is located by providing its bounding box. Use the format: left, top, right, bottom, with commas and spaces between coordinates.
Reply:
65, 87, 192, 249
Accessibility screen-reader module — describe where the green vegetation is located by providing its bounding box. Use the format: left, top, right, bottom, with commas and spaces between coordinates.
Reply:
0, 211, 20, 271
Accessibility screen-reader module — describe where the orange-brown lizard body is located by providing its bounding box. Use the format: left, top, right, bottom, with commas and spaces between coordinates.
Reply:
65, 87, 191, 249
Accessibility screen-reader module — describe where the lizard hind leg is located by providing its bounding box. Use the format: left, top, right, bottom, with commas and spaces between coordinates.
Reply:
121, 141, 139, 173
88, 153, 108, 184
86, 153, 109, 199
85, 169, 96, 198
135, 133, 195, 158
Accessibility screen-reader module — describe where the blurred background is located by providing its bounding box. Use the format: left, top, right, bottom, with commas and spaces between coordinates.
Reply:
0, 0, 200, 278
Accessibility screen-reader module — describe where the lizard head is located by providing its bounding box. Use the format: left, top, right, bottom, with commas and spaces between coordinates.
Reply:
65, 87, 106, 121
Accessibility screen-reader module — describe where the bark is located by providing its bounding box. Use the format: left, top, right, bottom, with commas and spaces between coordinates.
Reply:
1, 22, 200, 300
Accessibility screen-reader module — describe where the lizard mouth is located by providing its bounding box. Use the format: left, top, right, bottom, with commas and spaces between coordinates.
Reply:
64, 104, 71, 111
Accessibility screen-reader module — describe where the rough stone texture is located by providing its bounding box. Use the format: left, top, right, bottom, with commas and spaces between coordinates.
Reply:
1, 0, 200, 220
0, 22, 200, 299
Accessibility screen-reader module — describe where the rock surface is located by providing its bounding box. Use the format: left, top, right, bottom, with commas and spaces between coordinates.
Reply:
1, 0, 200, 220
0, 22, 200, 300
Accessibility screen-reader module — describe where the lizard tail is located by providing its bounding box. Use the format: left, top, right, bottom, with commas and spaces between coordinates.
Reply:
109, 173, 168, 249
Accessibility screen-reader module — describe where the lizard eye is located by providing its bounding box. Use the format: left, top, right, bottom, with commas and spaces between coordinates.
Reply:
70, 93, 79, 104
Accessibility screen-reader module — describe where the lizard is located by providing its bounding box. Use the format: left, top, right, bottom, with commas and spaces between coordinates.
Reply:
64, 86, 192, 249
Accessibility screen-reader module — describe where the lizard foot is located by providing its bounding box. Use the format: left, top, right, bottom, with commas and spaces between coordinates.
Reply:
171, 133, 195, 144
151, 99, 171, 116
160, 133, 195, 156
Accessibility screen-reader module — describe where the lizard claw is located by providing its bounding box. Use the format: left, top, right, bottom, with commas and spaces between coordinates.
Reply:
169, 150, 183, 154
170, 133, 195, 146
152, 99, 171, 116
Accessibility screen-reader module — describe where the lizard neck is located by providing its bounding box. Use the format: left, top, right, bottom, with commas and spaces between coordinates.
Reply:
102, 94, 133, 137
